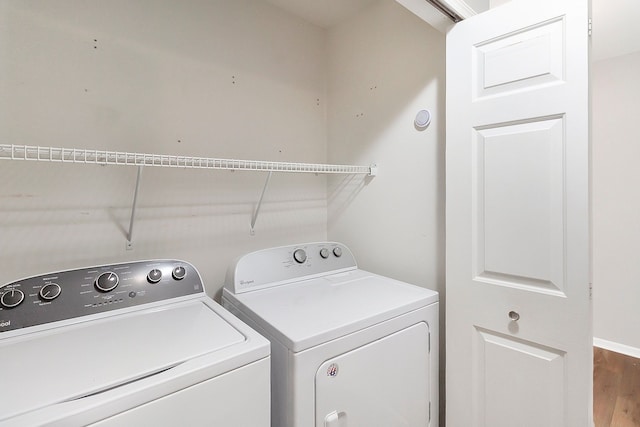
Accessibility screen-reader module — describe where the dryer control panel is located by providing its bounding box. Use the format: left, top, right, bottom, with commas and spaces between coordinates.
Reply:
0, 260, 203, 333
224, 242, 357, 294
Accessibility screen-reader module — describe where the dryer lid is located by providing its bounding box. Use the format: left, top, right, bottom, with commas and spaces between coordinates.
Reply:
226, 269, 438, 352
0, 299, 246, 421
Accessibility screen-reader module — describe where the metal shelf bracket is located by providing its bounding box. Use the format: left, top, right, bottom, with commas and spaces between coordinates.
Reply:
126, 166, 143, 250
250, 171, 273, 236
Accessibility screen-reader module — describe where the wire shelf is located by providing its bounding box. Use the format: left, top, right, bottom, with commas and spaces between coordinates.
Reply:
0, 143, 377, 240
0, 144, 376, 176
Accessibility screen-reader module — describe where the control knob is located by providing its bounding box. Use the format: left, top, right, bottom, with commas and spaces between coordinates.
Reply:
172, 266, 187, 281
95, 272, 119, 292
319, 248, 330, 259
39, 283, 62, 301
1, 289, 25, 308
333, 247, 343, 257
293, 249, 307, 264
147, 269, 162, 283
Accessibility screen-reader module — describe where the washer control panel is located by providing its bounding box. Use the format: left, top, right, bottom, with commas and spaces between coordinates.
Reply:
224, 242, 357, 294
0, 260, 203, 333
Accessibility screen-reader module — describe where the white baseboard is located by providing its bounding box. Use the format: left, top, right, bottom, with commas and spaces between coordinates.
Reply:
593, 337, 640, 359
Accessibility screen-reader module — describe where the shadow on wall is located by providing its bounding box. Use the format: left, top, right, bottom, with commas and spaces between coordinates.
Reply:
326, 0, 446, 287
0, 160, 329, 293
325, 2, 446, 422
327, 174, 375, 220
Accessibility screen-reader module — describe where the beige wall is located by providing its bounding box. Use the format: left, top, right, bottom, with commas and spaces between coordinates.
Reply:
0, 0, 447, 304
326, 0, 446, 417
592, 50, 640, 352
327, 0, 445, 307
0, 0, 447, 358
1, 0, 450, 417
0, 0, 328, 298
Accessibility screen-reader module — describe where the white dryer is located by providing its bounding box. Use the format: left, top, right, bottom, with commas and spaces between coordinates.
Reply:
0, 259, 270, 427
222, 242, 439, 427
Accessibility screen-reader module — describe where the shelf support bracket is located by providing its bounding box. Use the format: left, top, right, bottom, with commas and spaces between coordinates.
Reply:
126, 166, 144, 250
250, 171, 273, 235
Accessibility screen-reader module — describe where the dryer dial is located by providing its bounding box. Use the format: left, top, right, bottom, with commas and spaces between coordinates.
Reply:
293, 249, 307, 264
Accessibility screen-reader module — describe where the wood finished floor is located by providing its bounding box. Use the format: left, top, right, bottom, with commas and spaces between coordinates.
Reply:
594, 347, 640, 426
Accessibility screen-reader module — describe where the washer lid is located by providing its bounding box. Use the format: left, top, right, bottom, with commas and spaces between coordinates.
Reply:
0, 299, 246, 421
226, 269, 438, 352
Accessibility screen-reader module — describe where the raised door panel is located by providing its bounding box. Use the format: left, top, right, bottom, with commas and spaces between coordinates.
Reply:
474, 329, 566, 427
473, 17, 564, 99
474, 117, 565, 294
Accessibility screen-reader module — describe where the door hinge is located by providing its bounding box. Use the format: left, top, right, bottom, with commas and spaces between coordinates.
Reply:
428, 331, 431, 353
429, 401, 432, 421
588, 18, 593, 37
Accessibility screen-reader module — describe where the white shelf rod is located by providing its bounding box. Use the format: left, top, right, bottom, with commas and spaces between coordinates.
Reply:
0, 144, 376, 176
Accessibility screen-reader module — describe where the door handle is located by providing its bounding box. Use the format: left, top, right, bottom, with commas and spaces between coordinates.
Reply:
325, 411, 339, 426
325, 410, 347, 427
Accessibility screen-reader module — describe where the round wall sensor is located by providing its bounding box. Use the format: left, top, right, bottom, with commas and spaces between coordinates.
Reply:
414, 109, 432, 129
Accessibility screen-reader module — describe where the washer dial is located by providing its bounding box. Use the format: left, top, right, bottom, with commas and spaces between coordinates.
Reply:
333, 247, 343, 257
319, 248, 330, 259
1, 289, 25, 308
172, 266, 187, 280
95, 272, 119, 292
147, 269, 162, 283
39, 283, 62, 301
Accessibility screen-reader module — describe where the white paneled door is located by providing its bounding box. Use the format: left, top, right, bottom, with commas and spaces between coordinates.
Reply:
446, 0, 592, 426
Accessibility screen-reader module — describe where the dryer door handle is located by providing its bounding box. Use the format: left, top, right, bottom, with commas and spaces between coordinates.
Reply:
324, 410, 347, 427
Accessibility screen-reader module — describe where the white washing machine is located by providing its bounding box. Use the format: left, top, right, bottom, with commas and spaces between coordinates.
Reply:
0, 259, 270, 427
222, 242, 439, 427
